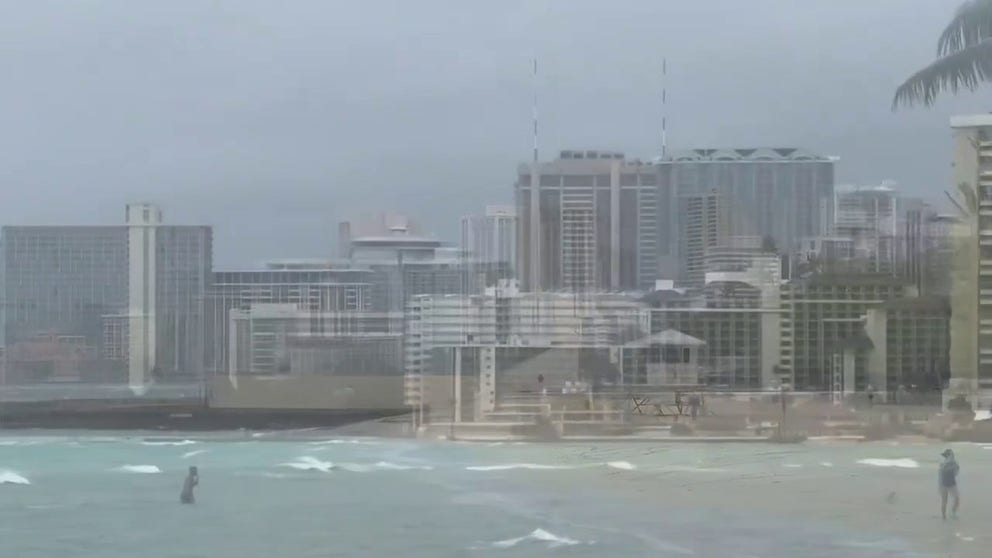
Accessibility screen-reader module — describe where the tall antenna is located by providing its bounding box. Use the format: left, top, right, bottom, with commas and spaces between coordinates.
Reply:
661, 57, 668, 159
532, 58, 539, 163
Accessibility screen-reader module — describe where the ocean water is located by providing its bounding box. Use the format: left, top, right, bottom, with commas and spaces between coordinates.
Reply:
0, 432, 988, 557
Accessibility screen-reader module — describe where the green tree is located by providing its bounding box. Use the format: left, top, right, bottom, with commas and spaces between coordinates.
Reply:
893, 0, 992, 108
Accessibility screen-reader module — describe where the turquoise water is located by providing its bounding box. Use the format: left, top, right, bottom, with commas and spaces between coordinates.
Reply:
0, 432, 985, 557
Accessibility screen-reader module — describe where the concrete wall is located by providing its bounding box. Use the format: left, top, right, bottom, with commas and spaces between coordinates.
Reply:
209, 375, 406, 410
949, 120, 980, 395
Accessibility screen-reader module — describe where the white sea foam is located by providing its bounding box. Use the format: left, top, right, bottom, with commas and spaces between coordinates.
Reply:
0, 439, 45, 447
0, 470, 30, 485
281, 456, 334, 473
308, 439, 378, 446
491, 528, 584, 549
658, 465, 728, 473
141, 439, 197, 447
182, 449, 208, 459
820, 462, 834, 467
856, 458, 919, 469
117, 465, 161, 474
467, 463, 577, 472
957, 532, 975, 542
467, 462, 635, 472
372, 461, 433, 471
783, 463, 803, 468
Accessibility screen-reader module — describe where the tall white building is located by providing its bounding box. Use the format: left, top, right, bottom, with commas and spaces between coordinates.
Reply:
516, 150, 660, 291
127, 203, 161, 388
834, 183, 899, 273
460, 206, 517, 269
949, 115, 992, 400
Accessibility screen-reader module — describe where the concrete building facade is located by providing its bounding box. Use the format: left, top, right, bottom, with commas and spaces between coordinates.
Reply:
460, 205, 517, 269
404, 284, 648, 408
516, 150, 660, 291
658, 148, 835, 274
833, 184, 899, 274
779, 274, 916, 392
949, 115, 992, 398
0, 204, 211, 385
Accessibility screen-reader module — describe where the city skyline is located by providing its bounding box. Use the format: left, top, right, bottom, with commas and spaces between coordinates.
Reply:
0, 1, 982, 267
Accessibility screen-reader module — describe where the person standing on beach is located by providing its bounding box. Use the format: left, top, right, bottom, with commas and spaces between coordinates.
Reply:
938, 449, 959, 520
180, 466, 199, 504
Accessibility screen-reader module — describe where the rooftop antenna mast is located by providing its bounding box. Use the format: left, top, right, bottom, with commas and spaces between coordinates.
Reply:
532, 58, 539, 163
661, 57, 668, 159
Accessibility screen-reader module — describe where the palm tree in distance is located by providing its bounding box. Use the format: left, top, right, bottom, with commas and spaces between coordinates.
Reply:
893, 0, 992, 108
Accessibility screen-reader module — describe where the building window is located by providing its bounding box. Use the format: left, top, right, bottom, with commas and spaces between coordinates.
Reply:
663, 346, 680, 363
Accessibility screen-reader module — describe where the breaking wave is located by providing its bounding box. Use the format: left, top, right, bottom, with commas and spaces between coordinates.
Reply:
141, 439, 197, 447
467, 462, 637, 472
491, 528, 585, 549
117, 465, 162, 474
0, 470, 30, 485
307, 439, 379, 446
281, 456, 334, 473
467, 464, 576, 472
856, 458, 919, 469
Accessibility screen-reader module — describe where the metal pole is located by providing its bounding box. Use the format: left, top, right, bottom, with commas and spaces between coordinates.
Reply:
449, 348, 456, 440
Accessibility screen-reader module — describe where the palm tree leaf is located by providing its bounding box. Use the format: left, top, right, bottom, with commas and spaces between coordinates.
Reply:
892, 37, 992, 108
958, 181, 979, 215
938, 0, 992, 56
946, 190, 967, 216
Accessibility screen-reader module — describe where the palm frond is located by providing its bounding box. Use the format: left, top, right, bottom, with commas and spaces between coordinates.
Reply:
958, 181, 979, 215
946, 190, 967, 216
946, 182, 979, 217
938, 0, 992, 56
892, 37, 992, 108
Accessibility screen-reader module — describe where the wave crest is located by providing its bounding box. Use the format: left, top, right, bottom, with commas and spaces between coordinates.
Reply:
141, 439, 197, 447
117, 465, 161, 474
857, 458, 919, 469
281, 456, 334, 473
492, 528, 584, 549
0, 470, 30, 485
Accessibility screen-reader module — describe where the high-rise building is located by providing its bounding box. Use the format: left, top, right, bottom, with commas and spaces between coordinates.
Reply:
903, 201, 958, 297
645, 250, 784, 390
949, 115, 992, 398
779, 274, 916, 392
863, 297, 950, 397
834, 183, 899, 273
226, 303, 402, 376
0, 226, 128, 383
0, 204, 211, 385
516, 150, 660, 291
460, 206, 517, 269
658, 148, 835, 272
678, 191, 728, 286
207, 265, 379, 375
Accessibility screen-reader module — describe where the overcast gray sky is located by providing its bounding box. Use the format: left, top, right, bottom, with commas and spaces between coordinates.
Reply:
0, 0, 985, 266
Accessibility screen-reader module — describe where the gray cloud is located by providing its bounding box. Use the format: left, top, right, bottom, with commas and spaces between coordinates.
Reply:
0, 0, 979, 266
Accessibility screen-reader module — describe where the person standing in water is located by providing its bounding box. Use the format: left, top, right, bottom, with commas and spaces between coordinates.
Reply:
180, 466, 199, 504
938, 449, 959, 520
